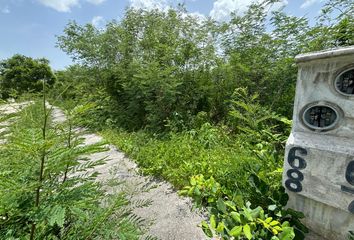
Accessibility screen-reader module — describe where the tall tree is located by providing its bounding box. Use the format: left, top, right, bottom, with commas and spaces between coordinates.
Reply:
0, 54, 56, 99
58, 8, 219, 131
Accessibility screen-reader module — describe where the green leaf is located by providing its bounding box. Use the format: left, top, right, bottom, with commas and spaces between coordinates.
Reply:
270, 220, 280, 226
201, 220, 213, 238
242, 208, 253, 222
210, 215, 216, 230
268, 204, 277, 211
284, 208, 305, 219
216, 222, 225, 233
243, 224, 252, 240
225, 200, 237, 211
48, 205, 66, 227
231, 211, 241, 223
250, 206, 262, 219
265, 217, 273, 224
281, 221, 290, 228
278, 227, 295, 240
229, 225, 243, 237
188, 187, 194, 196
217, 198, 227, 214
190, 177, 197, 186
194, 186, 201, 196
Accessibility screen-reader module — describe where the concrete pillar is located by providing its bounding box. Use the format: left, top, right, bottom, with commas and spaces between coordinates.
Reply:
283, 46, 354, 240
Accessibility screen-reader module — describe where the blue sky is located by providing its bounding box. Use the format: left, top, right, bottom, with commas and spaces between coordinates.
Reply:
0, 0, 325, 70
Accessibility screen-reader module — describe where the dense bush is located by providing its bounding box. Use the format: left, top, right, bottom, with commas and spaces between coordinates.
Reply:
55, 1, 354, 132
0, 55, 55, 99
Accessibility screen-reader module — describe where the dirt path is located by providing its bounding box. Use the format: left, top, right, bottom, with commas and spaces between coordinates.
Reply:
50, 106, 207, 240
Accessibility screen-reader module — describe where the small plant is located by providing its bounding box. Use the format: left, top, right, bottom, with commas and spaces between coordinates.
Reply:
181, 175, 307, 240
201, 201, 295, 240
179, 174, 224, 208
0, 98, 145, 239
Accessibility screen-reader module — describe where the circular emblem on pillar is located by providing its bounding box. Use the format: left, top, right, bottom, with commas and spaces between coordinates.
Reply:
335, 68, 354, 96
301, 103, 341, 131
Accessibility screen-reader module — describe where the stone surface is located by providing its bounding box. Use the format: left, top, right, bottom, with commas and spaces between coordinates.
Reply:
305, 231, 327, 240
284, 46, 354, 240
0, 101, 32, 115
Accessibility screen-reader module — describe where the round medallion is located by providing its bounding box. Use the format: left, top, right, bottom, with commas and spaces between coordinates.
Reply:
335, 68, 354, 96
302, 104, 339, 131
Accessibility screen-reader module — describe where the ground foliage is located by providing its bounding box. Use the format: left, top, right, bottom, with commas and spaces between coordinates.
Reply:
0, 100, 146, 239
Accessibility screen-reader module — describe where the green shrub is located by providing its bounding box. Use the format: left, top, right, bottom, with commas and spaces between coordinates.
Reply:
201, 202, 296, 240
102, 125, 260, 191
0, 55, 55, 99
181, 175, 308, 240
0, 101, 145, 239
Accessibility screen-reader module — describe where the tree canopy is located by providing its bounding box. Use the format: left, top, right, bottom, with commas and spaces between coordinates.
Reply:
0, 54, 55, 99
55, 0, 354, 131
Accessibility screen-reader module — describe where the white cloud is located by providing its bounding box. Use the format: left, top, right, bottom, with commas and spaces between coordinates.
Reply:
129, 0, 169, 11
210, 0, 250, 21
1, 6, 10, 14
37, 0, 105, 12
86, 0, 105, 5
300, 0, 321, 9
92, 16, 105, 28
187, 11, 206, 20
210, 0, 288, 22
37, 0, 80, 12
129, 0, 206, 23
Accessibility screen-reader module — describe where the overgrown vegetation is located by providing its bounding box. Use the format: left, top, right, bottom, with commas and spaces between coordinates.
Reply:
0, 99, 145, 239
50, 0, 353, 239
0, 0, 353, 239
0, 55, 56, 99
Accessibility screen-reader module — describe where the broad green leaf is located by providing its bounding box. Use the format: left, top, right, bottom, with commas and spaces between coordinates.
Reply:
190, 177, 196, 186
250, 206, 262, 218
210, 215, 216, 229
268, 204, 277, 211
270, 220, 280, 226
278, 227, 295, 240
229, 226, 242, 237
217, 198, 227, 214
243, 224, 252, 240
225, 200, 237, 211
216, 222, 225, 233
231, 211, 241, 223
194, 186, 201, 196
242, 208, 253, 221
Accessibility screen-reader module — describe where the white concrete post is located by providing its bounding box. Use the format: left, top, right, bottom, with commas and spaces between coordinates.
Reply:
283, 46, 354, 240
